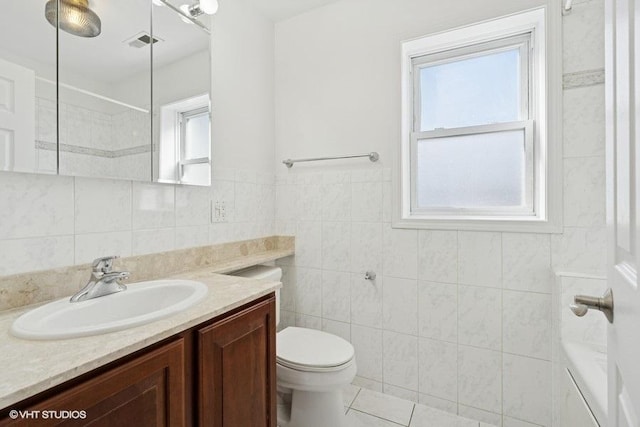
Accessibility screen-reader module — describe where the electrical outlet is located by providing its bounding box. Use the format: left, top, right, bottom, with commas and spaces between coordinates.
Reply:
212, 201, 227, 223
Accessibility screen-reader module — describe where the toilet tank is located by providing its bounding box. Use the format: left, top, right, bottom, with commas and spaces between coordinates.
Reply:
230, 265, 282, 326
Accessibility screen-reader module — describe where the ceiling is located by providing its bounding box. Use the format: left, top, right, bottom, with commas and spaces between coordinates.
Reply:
242, 0, 342, 21
0, 0, 209, 86
0, 0, 338, 90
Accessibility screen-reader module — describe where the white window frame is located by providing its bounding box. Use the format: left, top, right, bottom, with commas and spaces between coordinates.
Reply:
157, 93, 211, 185
394, 6, 563, 233
179, 105, 210, 178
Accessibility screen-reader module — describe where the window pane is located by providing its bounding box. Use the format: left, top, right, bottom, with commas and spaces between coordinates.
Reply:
182, 162, 210, 185
184, 112, 210, 159
415, 129, 525, 209
419, 48, 521, 131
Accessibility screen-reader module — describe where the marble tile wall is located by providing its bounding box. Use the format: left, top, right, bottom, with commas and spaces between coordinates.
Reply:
557, 273, 607, 348
274, 1, 606, 426
35, 98, 151, 180
0, 236, 293, 311
0, 167, 275, 278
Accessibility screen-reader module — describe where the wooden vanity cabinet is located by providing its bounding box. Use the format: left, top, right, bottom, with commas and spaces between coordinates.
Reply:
0, 338, 187, 427
198, 297, 277, 427
0, 294, 276, 427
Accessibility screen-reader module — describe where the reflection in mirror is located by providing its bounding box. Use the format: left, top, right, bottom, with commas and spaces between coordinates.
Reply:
0, 2, 57, 175
58, 0, 153, 181
153, 0, 211, 186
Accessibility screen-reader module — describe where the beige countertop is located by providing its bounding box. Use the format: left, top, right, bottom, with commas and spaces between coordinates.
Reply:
0, 268, 281, 410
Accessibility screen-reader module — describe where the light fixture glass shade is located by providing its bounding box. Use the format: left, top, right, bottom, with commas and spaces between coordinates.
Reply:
199, 0, 219, 15
45, 0, 102, 38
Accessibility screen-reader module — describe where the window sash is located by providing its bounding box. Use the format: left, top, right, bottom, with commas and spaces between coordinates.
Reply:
409, 120, 535, 217
412, 33, 532, 132
179, 106, 210, 162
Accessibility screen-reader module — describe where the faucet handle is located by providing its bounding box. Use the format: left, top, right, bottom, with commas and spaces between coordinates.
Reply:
102, 271, 130, 282
92, 256, 120, 273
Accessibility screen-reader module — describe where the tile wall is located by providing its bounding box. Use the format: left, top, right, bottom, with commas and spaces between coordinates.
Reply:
0, 0, 606, 426
0, 168, 275, 277
274, 1, 606, 426
35, 98, 152, 180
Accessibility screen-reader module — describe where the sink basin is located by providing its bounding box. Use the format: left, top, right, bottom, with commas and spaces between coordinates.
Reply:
11, 280, 209, 340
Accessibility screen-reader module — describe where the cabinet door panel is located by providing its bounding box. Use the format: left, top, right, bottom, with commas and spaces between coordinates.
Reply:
198, 297, 276, 427
1, 339, 185, 427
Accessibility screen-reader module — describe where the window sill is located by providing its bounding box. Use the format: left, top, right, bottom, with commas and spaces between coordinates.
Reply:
392, 215, 563, 234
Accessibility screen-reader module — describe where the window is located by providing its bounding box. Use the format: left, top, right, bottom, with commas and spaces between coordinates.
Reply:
396, 7, 562, 232
157, 93, 211, 186
179, 106, 210, 184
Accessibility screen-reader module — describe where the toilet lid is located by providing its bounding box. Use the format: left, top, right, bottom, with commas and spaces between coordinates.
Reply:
277, 327, 354, 369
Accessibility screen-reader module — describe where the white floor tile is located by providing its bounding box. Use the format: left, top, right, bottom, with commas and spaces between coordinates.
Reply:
351, 388, 415, 425
410, 404, 480, 427
347, 409, 406, 426
343, 384, 362, 407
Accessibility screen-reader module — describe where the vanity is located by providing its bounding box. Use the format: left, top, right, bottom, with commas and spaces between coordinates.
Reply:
0, 237, 294, 427
0, 0, 286, 424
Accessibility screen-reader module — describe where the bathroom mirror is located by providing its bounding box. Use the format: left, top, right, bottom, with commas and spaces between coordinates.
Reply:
0, 2, 57, 175
0, 0, 211, 185
152, 0, 212, 186
58, 0, 153, 181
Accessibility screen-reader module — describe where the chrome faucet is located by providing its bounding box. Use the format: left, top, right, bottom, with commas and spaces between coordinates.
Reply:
70, 256, 130, 302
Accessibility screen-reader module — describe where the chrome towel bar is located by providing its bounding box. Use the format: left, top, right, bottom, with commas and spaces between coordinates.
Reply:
282, 152, 379, 168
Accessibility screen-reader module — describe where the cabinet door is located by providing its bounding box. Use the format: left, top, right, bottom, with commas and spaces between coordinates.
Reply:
198, 297, 276, 427
1, 339, 185, 427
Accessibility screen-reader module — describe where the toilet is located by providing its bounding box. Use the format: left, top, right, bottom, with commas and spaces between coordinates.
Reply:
232, 265, 356, 427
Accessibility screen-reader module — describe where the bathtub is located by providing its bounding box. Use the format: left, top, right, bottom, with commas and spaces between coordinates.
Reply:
562, 341, 607, 426
553, 272, 608, 427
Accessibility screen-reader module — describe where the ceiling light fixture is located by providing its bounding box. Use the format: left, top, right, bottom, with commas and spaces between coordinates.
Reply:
181, 0, 219, 18
199, 0, 219, 15
45, 0, 102, 38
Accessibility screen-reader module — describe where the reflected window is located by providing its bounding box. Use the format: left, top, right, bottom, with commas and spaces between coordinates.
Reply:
158, 93, 210, 185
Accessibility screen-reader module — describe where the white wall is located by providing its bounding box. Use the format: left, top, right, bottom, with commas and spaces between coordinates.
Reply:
0, 0, 276, 276
274, 0, 606, 426
211, 0, 275, 173
274, 0, 546, 166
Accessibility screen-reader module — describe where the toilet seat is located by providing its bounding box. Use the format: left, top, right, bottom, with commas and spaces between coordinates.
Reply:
276, 327, 354, 372
277, 357, 355, 373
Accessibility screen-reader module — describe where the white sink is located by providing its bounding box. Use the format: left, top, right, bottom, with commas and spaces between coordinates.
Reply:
10, 280, 209, 340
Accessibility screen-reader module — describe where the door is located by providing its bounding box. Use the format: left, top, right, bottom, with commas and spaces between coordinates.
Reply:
198, 296, 276, 427
605, 0, 640, 425
0, 58, 36, 173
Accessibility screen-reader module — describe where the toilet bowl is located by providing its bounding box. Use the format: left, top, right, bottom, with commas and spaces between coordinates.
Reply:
231, 266, 357, 427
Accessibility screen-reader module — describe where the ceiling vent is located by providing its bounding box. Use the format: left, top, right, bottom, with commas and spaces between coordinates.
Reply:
124, 32, 162, 48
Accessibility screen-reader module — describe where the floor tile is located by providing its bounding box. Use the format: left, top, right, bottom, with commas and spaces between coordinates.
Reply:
351, 388, 415, 425
343, 383, 362, 407
347, 409, 406, 426
410, 404, 480, 427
